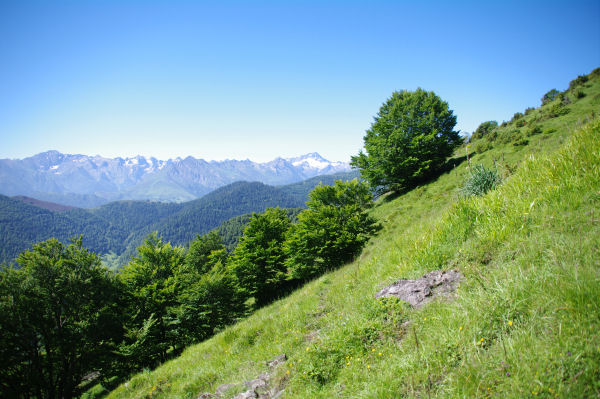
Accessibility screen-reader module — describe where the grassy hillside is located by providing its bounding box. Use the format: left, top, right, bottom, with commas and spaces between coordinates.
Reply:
105, 71, 600, 398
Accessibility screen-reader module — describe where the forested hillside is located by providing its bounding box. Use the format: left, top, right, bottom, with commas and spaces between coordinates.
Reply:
0, 171, 358, 265
0, 152, 350, 207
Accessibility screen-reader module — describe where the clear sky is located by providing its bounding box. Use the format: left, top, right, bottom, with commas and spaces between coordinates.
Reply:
1, 1, 599, 162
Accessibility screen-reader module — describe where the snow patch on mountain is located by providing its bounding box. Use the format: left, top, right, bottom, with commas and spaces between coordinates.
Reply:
0, 151, 352, 207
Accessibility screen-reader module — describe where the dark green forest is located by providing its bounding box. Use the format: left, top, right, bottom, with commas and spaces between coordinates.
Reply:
0, 171, 358, 267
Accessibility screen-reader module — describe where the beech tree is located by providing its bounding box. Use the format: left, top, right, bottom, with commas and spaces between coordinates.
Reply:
285, 179, 379, 280
118, 233, 184, 369
0, 238, 123, 399
351, 89, 462, 193
230, 208, 291, 306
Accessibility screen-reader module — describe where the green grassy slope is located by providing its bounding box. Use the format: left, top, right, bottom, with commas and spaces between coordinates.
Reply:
106, 73, 600, 398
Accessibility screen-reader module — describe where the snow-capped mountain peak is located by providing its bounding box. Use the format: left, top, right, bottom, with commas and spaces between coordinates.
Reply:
286, 152, 348, 171
0, 151, 352, 207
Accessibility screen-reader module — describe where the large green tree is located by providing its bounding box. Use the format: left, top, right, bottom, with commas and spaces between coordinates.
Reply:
351, 88, 462, 193
230, 208, 291, 307
285, 179, 379, 280
185, 231, 228, 275
175, 262, 246, 346
0, 238, 123, 399
118, 233, 184, 369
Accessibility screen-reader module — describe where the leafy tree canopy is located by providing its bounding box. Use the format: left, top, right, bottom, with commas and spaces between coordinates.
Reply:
231, 208, 291, 306
0, 238, 123, 399
118, 233, 184, 368
285, 179, 379, 280
351, 88, 461, 193
185, 231, 227, 275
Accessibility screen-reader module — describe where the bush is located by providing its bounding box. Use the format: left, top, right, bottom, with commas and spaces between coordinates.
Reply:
474, 140, 493, 154
526, 125, 542, 136
524, 107, 535, 115
569, 74, 589, 90
574, 88, 586, 99
285, 179, 379, 281
460, 164, 502, 197
498, 129, 522, 144
471, 120, 498, 141
513, 138, 529, 146
547, 102, 570, 118
541, 89, 560, 105
230, 208, 291, 306
512, 112, 523, 121
515, 119, 526, 128
559, 92, 571, 105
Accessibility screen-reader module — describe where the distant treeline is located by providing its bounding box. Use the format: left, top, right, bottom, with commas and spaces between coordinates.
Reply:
0, 171, 360, 266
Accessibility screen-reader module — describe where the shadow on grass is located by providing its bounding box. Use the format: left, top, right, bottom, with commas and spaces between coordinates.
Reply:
381, 155, 469, 203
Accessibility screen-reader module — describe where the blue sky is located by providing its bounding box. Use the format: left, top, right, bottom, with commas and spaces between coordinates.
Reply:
1, 1, 599, 162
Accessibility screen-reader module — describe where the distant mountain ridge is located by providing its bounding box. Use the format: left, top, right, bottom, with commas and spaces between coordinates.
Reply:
0, 170, 360, 266
0, 151, 350, 207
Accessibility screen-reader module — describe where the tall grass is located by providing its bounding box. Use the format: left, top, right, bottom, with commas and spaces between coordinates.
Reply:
106, 119, 599, 398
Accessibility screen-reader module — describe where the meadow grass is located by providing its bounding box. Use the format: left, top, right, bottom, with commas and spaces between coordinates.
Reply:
105, 93, 600, 397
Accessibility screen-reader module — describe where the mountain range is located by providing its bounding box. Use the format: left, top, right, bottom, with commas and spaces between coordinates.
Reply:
0, 170, 360, 266
0, 151, 350, 207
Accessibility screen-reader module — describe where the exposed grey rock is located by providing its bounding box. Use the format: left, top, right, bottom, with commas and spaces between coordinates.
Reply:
271, 389, 285, 399
233, 390, 257, 399
202, 354, 288, 399
215, 382, 243, 396
245, 378, 267, 391
267, 354, 287, 369
375, 270, 461, 307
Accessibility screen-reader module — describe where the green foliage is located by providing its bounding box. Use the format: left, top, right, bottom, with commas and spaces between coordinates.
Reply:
231, 208, 291, 307
474, 140, 493, 154
569, 74, 589, 90
558, 91, 571, 105
351, 88, 462, 193
497, 128, 522, 144
0, 238, 123, 398
285, 179, 379, 280
526, 124, 542, 136
471, 120, 498, 141
213, 208, 303, 252
174, 262, 246, 347
118, 233, 184, 369
186, 231, 227, 274
460, 164, 502, 197
541, 88, 560, 105
574, 87, 586, 99
547, 101, 570, 118
0, 173, 354, 266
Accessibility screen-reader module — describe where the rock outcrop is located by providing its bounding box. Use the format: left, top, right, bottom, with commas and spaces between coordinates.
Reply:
375, 270, 461, 307
198, 354, 287, 399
